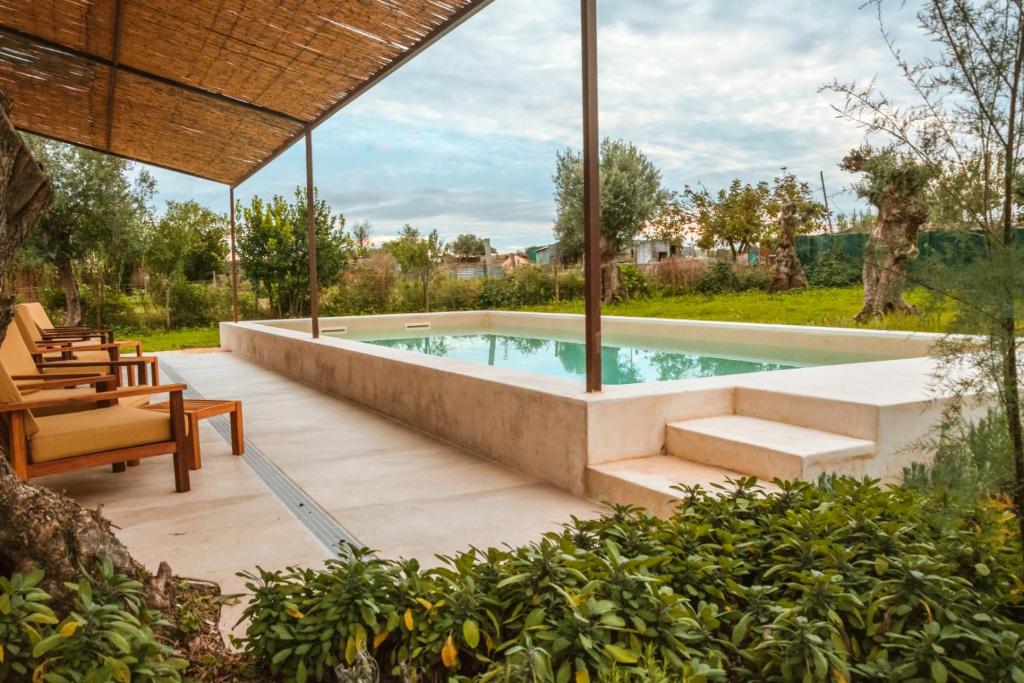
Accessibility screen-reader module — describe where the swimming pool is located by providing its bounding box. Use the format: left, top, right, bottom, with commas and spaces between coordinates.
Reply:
354, 331, 807, 384
228, 311, 945, 492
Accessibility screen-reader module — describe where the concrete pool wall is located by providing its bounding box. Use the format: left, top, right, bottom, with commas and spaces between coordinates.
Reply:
221, 312, 961, 506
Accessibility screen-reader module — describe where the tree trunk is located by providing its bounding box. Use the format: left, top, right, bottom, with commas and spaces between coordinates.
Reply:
165, 281, 172, 328
0, 93, 178, 611
422, 274, 430, 312
0, 90, 53, 342
855, 196, 925, 321
1000, 14, 1024, 562
57, 255, 83, 325
768, 200, 809, 292
94, 273, 103, 328
0, 456, 142, 605
601, 260, 621, 304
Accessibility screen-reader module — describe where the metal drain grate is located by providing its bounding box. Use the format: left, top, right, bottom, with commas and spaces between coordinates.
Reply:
160, 360, 358, 556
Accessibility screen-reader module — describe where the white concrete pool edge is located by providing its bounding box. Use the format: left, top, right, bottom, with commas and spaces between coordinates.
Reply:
220, 312, 968, 501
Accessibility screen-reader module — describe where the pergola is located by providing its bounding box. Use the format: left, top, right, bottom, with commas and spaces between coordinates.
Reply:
0, 0, 607, 390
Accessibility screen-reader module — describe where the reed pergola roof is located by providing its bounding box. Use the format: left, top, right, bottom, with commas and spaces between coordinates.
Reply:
0, 0, 491, 186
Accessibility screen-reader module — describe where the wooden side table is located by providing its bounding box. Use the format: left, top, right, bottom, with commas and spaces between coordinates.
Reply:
142, 399, 243, 470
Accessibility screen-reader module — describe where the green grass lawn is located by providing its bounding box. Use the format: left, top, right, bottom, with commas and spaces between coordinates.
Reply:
118, 287, 950, 352
522, 286, 952, 333
122, 326, 221, 352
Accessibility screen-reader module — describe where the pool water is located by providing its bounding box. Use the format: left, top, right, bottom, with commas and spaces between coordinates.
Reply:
361, 332, 801, 385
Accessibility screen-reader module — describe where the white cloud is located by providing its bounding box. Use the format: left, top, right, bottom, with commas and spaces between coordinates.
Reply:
145, 0, 931, 250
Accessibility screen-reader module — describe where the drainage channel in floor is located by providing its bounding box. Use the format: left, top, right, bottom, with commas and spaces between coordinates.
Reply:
160, 360, 358, 556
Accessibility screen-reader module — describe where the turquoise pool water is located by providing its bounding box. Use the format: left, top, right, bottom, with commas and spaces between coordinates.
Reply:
361, 332, 801, 385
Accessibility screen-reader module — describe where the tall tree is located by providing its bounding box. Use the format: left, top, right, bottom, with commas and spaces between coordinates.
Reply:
448, 233, 488, 260
553, 139, 670, 302
237, 188, 353, 318
146, 200, 228, 326
1, 93, 157, 610
387, 225, 443, 311
0, 95, 51, 337
352, 220, 373, 255
20, 137, 152, 325
685, 179, 771, 261
841, 147, 935, 318
826, 0, 1024, 555
764, 172, 827, 291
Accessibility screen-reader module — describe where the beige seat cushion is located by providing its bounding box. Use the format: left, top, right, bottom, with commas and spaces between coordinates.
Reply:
31, 405, 171, 463
24, 302, 55, 331
0, 362, 38, 435
14, 305, 43, 345
1, 326, 41, 377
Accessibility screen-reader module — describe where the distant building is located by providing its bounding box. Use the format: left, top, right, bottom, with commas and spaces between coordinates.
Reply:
623, 239, 685, 265
502, 254, 530, 272
529, 244, 558, 267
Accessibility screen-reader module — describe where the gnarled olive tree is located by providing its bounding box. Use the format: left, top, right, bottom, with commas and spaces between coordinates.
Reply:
841, 147, 933, 321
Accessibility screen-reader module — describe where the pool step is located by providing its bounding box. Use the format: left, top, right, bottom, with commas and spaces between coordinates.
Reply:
586, 456, 745, 518
734, 387, 878, 440
665, 415, 876, 481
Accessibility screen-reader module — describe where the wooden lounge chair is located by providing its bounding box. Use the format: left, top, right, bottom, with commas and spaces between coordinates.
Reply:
13, 306, 156, 385
0, 364, 191, 492
1, 330, 154, 416
1, 320, 158, 386
22, 301, 112, 343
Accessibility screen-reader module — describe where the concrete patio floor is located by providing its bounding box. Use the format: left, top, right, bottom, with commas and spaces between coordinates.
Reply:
36, 349, 601, 612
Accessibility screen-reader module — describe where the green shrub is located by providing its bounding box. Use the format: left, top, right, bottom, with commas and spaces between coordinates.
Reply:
696, 260, 740, 294
477, 266, 555, 309
555, 269, 586, 300
1, 559, 186, 682
808, 250, 862, 288
649, 259, 706, 295
238, 478, 1023, 682
617, 264, 651, 299
432, 278, 481, 312
904, 408, 1015, 507
166, 281, 219, 328
734, 265, 770, 292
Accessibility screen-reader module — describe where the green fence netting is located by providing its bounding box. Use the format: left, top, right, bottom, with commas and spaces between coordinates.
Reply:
796, 229, 1024, 275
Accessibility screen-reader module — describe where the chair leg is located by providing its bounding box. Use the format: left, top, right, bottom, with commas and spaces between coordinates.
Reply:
170, 390, 190, 493
172, 451, 190, 492
230, 402, 244, 455
9, 413, 28, 480
188, 415, 201, 470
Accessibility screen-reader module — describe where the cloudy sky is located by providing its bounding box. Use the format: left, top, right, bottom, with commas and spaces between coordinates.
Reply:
146, 0, 929, 251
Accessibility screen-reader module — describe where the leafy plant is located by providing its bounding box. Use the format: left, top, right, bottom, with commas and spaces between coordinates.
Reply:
0, 568, 56, 679
1, 559, 186, 682
238, 478, 1024, 682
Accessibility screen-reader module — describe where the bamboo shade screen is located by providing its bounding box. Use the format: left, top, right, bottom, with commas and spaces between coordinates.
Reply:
0, 0, 487, 184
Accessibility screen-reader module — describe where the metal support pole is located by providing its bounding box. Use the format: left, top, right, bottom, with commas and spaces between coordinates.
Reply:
229, 186, 239, 322
581, 0, 602, 392
306, 130, 320, 339
820, 170, 834, 233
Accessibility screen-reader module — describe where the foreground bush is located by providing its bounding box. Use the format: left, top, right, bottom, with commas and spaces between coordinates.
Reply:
0, 559, 186, 681
237, 478, 1023, 682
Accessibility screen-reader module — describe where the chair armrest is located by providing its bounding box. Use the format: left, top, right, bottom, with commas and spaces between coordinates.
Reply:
36, 341, 120, 352
38, 358, 154, 368
13, 372, 99, 381
17, 375, 117, 391
0, 383, 187, 413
